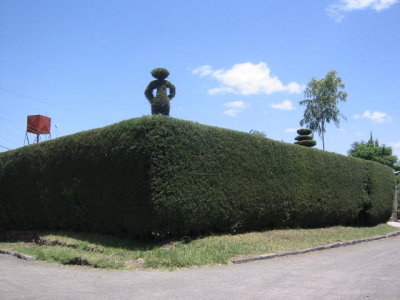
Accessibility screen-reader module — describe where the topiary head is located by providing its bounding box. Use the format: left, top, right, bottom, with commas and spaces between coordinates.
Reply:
151, 68, 170, 80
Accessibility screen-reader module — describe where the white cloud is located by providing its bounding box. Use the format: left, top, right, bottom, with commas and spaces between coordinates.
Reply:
224, 109, 240, 117
270, 99, 295, 110
285, 128, 298, 133
223, 101, 248, 117
363, 110, 391, 123
327, 0, 398, 22
224, 101, 248, 109
193, 62, 302, 96
209, 87, 236, 95
192, 65, 213, 77
354, 109, 392, 123
341, 0, 398, 11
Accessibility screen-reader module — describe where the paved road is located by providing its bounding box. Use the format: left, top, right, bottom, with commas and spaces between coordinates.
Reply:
1, 236, 399, 299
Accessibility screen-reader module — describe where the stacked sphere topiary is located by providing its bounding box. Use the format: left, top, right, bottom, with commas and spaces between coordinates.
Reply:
295, 128, 316, 147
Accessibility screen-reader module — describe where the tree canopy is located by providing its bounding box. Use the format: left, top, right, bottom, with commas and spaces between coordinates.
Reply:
299, 70, 347, 150
348, 133, 398, 169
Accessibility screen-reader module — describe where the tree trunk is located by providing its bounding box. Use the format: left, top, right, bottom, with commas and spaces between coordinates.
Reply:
322, 131, 325, 151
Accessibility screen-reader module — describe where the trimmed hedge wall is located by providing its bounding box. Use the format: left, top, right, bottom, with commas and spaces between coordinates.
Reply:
0, 116, 395, 236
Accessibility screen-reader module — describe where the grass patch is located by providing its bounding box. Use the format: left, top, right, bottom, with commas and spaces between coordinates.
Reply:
0, 224, 398, 270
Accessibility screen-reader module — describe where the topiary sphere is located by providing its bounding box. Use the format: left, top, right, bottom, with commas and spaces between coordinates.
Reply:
151, 68, 170, 80
295, 140, 317, 147
295, 135, 313, 141
297, 128, 312, 135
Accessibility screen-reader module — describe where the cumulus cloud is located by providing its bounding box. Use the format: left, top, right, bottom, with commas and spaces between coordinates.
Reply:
270, 99, 295, 110
192, 65, 213, 77
353, 109, 391, 123
223, 101, 248, 117
327, 0, 398, 22
193, 62, 302, 96
285, 128, 298, 133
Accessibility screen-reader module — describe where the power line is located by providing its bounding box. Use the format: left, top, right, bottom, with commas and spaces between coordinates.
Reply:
0, 144, 11, 150
0, 115, 26, 134
0, 87, 110, 123
0, 133, 19, 147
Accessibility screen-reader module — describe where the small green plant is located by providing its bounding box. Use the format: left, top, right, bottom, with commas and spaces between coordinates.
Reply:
295, 128, 316, 147
144, 68, 176, 116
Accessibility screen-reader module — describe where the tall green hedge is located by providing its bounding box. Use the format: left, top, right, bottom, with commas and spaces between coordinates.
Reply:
0, 116, 395, 236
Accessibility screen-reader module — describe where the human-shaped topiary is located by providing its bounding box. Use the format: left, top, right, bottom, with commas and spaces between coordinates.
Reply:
144, 68, 176, 116
295, 128, 316, 147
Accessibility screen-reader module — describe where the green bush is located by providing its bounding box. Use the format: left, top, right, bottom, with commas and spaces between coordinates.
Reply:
295, 128, 316, 148
0, 116, 395, 237
295, 135, 313, 141
297, 128, 312, 135
295, 140, 317, 147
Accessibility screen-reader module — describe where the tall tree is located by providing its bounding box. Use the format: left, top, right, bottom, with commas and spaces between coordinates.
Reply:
348, 134, 398, 169
299, 70, 347, 150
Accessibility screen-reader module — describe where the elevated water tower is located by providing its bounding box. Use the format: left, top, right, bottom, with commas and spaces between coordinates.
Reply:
24, 115, 51, 144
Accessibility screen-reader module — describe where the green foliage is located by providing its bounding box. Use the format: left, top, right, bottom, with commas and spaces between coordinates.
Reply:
297, 128, 312, 135
394, 164, 400, 186
0, 118, 154, 236
348, 135, 398, 169
295, 140, 317, 147
294, 128, 316, 148
151, 68, 169, 80
295, 135, 313, 141
0, 116, 395, 237
300, 70, 347, 150
249, 130, 266, 138
145, 68, 176, 116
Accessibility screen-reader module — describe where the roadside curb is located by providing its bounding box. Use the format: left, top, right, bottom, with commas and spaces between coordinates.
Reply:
232, 231, 400, 264
0, 249, 35, 261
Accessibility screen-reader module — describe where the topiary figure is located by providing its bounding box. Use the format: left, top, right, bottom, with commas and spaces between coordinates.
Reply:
295, 128, 316, 147
144, 68, 176, 116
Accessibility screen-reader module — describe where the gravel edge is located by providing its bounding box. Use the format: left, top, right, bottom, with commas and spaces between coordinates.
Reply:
232, 231, 400, 264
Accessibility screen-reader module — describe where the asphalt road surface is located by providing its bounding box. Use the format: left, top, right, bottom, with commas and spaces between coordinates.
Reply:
1, 236, 399, 299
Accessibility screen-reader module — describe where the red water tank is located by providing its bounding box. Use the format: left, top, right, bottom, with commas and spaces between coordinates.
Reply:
27, 115, 51, 134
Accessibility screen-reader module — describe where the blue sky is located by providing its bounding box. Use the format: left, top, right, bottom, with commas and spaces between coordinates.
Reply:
1, 0, 399, 158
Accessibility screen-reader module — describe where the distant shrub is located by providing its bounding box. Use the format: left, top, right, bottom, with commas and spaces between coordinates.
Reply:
0, 116, 395, 237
